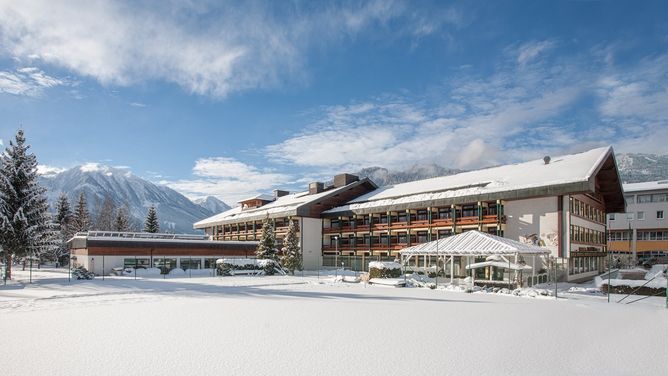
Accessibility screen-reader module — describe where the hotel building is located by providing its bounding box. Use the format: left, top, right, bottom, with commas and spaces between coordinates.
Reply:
195, 146, 625, 282
193, 174, 377, 270
608, 181, 668, 263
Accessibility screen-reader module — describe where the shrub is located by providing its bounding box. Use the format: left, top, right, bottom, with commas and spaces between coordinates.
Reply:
368, 262, 402, 278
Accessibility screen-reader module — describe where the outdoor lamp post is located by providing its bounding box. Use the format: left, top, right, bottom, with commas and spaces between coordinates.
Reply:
70, 255, 77, 281
334, 236, 339, 279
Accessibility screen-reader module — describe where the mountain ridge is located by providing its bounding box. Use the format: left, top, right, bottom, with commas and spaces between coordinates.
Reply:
39, 164, 229, 234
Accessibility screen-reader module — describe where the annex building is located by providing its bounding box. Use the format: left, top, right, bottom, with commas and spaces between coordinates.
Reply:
68, 231, 258, 275
608, 181, 668, 263
195, 146, 625, 282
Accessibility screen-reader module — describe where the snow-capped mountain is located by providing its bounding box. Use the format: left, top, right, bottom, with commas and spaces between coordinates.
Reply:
39, 164, 214, 234
615, 153, 668, 183
194, 196, 231, 214
356, 164, 465, 186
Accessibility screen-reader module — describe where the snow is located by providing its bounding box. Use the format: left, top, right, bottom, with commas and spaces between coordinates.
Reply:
1, 267, 667, 376
325, 146, 613, 214
368, 261, 401, 269
401, 230, 550, 255
194, 179, 371, 228
623, 180, 668, 192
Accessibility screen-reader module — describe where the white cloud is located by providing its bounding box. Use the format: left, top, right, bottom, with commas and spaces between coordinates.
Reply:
596, 53, 668, 154
165, 157, 292, 204
516, 40, 556, 68
0, 1, 460, 99
0, 67, 64, 96
36, 164, 66, 177
129, 102, 146, 108
267, 55, 587, 171
267, 43, 668, 171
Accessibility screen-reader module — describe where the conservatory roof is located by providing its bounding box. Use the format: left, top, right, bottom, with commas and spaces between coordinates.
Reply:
400, 230, 550, 256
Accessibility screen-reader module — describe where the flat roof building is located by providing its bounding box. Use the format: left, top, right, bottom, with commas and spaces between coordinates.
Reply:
608, 180, 668, 263
68, 231, 258, 276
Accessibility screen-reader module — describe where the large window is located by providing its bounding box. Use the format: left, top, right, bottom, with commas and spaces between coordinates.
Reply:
180, 258, 202, 270
124, 258, 150, 269
154, 258, 177, 271
570, 225, 605, 244
570, 197, 605, 224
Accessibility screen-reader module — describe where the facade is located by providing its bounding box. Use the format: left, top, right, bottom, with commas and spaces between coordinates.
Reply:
321, 147, 624, 282
68, 231, 258, 276
193, 174, 377, 270
608, 181, 668, 263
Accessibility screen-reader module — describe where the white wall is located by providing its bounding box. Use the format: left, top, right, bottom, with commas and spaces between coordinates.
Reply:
301, 217, 323, 270
504, 197, 559, 257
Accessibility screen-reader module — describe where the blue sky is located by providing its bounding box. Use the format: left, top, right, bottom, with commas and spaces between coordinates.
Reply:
1, 0, 667, 204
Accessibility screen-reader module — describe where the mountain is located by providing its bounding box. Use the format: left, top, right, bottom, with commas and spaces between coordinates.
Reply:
39, 164, 214, 234
615, 153, 668, 184
356, 163, 465, 186
194, 196, 231, 214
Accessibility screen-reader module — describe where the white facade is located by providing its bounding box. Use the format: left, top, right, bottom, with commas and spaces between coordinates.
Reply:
504, 197, 559, 256
301, 217, 323, 270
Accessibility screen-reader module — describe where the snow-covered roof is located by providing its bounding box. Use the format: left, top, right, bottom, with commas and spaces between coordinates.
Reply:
193, 178, 376, 228
238, 193, 275, 203
325, 146, 622, 215
622, 180, 668, 193
400, 230, 550, 256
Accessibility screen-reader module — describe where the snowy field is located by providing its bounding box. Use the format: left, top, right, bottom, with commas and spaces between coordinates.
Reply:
1, 267, 666, 376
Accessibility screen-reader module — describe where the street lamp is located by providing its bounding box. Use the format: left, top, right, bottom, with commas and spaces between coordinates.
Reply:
334, 235, 339, 279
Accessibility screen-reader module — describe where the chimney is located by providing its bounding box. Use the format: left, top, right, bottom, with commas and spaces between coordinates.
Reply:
273, 189, 289, 199
333, 173, 359, 188
543, 156, 551, 165
308, 182, 324, 194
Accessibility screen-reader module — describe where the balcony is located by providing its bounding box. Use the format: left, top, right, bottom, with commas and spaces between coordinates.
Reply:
431, 218, 454, 226
408, 220, 430, 228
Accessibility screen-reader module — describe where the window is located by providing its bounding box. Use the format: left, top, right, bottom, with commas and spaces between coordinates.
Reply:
637, 194, 652, 203
609, 213, 616, 221
658, 210, 664, 219
637, 211, 645, 220
625, 195, 635, 204
627, 213, 634, 220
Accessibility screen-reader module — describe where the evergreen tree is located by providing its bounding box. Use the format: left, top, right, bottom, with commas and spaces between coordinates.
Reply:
280, 220, 302, 275
55, 193, 72, 235
71, 191, 90, 233
0, 130, 54, 277
52, 193, 73, 263
113, 204, 131, 232
256, 216, 277, 261
143, 206, 159, 233
95, 195, 116, 230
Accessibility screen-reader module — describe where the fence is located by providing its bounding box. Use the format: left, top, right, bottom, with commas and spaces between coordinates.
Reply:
322, 255, 396, 272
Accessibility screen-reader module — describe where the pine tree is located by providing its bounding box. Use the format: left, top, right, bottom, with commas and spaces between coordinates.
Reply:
143, 206, 159, 233
95, 195, 116, 231
55, 193, 72, 235
280, 220, 302, 275
71, 191, 90, 233
256, 216, 277, 261
52, 193, 73, 263
0, 129, 54, 277
113, 204, 131, 232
